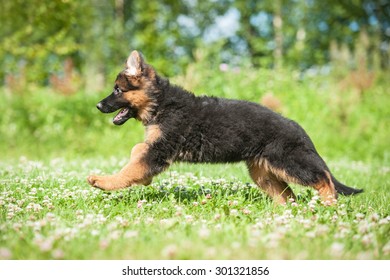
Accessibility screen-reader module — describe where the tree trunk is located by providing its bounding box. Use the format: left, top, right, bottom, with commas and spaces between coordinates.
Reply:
273, 0, 283, 70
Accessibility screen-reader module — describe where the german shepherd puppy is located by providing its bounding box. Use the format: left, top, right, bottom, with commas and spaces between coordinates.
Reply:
87, 50, 362, 205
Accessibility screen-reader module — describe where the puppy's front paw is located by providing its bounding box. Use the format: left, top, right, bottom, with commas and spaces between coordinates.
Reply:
87, 175, 109, 190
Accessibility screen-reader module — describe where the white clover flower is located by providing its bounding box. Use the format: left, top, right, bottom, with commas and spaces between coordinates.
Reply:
12, 223, 22, 232
340, 228, 351, 238
198, 227, 210, 239
330, 242, 344, 256
7, 212, 15, 219
355, 213, 365, 220
358, 222, 370, 234
339, 210, 347, 216
215, 224, 222, 231
299, 219, 312, 229
311, 195, 320, 201
370, 213, 380, 222
185, 215, 193, 222
38, 240, 53, 252
96, 214, 107, 224
275, 215, 287, 225
175, 209, 183, 216
124, 230, 139, 238
118, 218, 129, 227
26, 202, 43, 212
46, 212, 56, 222
17, 199, 25, 207
305, 231, 316, 238
109, 230, 121, 240
361, 234, 373, 246
253, 221, 264, 229
228, 200, 238, 206
159, 219, 175, 228
283, 209, 293, 218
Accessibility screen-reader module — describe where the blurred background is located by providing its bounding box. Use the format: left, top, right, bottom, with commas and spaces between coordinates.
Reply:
0, 0, 389, 164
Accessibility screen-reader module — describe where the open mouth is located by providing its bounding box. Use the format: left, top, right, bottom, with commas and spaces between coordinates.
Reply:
113, 107, 135, 125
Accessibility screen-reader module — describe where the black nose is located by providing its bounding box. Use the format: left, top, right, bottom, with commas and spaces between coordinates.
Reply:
96, 102, 103, 110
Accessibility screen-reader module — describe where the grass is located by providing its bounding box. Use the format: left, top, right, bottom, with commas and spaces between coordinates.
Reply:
0, 157, 389, 260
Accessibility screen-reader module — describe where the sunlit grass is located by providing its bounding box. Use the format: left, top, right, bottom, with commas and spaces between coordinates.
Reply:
0, 157, 389, 260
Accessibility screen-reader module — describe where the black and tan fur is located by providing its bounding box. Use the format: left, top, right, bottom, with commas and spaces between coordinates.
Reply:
87, 50, 362, 205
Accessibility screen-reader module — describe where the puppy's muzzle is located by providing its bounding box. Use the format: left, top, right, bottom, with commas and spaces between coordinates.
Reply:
96, 102, 104, 111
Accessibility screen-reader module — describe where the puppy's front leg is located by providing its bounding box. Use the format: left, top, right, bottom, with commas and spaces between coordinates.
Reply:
87, 143, 153, 191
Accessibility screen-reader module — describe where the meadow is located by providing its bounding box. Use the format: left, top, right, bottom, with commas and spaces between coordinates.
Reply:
0, 66, 389, 259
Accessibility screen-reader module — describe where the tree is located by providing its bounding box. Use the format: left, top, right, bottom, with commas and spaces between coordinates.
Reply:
0, 0, 92, 85
1, 0, 389, 89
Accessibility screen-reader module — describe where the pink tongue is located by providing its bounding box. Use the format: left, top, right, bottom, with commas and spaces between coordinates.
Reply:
114, 108, 128, 121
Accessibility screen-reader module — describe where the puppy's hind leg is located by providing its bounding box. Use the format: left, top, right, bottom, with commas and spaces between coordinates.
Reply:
311, 171, 337, 205
265, 148, 338, 205
247, 160, 296, 205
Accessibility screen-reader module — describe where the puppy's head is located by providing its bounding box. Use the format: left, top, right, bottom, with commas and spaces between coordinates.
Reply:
96, 50, 157, 125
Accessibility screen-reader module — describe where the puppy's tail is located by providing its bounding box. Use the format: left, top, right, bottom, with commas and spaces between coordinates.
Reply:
332, 175, 363, 196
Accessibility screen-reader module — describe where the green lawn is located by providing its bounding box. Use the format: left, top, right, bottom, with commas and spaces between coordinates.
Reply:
0, 157, 389, 259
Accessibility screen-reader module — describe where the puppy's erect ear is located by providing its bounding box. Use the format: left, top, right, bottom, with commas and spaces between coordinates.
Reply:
125, 50, 144, 76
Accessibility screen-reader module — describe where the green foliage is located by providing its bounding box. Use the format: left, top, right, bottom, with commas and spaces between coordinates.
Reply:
1, 0, 388, 87
1, 0, 91, 83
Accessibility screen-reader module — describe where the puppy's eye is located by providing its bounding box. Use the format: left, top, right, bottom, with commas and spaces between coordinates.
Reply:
114, 87, 122, 95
